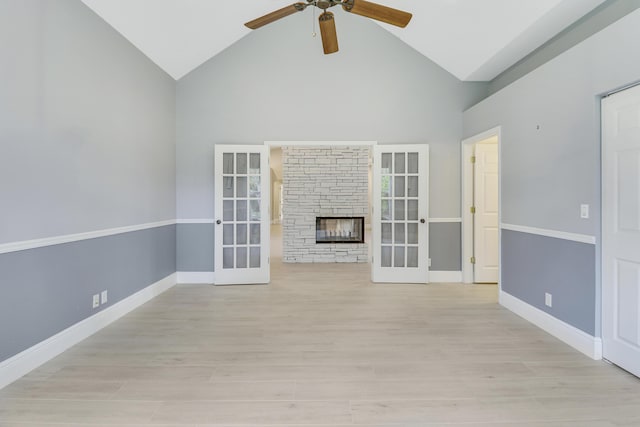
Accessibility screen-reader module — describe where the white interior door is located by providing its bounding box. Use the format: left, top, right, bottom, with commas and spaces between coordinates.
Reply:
215, 145, 270, 285
372, 145, 429, 283
602, 84, 640, 377
473, 142, 499, 283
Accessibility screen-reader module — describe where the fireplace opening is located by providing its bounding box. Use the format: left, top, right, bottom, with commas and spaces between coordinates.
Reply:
316, 217, 365, 244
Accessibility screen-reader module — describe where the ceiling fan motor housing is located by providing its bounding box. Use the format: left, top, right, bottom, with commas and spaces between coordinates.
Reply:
306, 0, 345, 9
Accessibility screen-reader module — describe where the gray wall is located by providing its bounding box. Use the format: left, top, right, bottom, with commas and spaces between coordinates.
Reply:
177, 12, 485, 271
177, 223, 214, 272
0, 0, 176, 244
502, 230, 595, 335
0, 0, 176, 362
0, 226, 176, 361
429, 223, 461, 272
487, 0, 640, 97
464, 9, 640, 336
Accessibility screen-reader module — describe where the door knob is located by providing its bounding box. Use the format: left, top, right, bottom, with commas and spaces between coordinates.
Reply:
420, 219, 426, 224
216, 219, 221, 225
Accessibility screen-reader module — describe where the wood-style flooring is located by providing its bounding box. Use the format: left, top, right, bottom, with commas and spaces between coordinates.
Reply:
1, 259, 640, 426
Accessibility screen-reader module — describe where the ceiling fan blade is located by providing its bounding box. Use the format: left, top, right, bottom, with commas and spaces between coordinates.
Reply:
342, 0, 412, 28
245, 3, 306, 30
319, 12, 339, 54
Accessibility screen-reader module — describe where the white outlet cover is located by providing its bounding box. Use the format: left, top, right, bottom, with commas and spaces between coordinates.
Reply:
101, 290, 108, 305
92, 294, 100, 309
545, 292, 552, 307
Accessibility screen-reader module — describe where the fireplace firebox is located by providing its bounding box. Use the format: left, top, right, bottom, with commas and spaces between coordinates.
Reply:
316, 217, 365, 244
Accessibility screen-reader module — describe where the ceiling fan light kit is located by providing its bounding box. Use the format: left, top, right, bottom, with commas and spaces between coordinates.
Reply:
245, 0, 412, 54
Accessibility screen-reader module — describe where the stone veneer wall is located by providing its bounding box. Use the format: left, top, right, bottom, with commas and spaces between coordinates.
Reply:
282, 146, 369, 263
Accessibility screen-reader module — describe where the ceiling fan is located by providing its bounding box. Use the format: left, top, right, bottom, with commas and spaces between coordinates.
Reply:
244, 0, 412, 54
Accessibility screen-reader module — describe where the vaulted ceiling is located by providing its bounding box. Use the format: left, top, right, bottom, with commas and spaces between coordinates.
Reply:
81, 0, 605, 81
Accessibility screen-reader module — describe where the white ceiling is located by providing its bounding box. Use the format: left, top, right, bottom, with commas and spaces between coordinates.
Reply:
81, 0, 605, 81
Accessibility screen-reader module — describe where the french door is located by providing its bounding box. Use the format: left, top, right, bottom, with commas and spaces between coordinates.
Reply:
602, 85, 640, 377
372, 145, 429, 283
214, 145, 270, 285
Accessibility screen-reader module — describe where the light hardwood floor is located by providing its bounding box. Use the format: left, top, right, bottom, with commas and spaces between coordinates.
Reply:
1, 257, 640, 426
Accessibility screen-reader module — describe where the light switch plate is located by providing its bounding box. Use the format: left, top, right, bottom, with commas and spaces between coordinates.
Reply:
580, 204, 589, 219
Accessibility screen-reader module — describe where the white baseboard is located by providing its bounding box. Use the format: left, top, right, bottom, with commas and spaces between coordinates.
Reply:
0, 273, 177, 390
429, 271, 463, 283
177, 271, 215, 284
499, 291, 602, 360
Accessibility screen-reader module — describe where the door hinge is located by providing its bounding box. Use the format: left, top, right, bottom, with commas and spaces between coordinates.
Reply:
470, 206, 476, 214
470, 256, 476, 264
471, 155, 476, 163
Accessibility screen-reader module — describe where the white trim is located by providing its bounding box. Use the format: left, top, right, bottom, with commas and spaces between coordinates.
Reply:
428, 218, 462, 223
429, 271, 463, 283
0, 220, 176, 255
0, 273, 177, 390
462, 127, 502, 146
176, 219, 215, 224
499, 291, 602, 360
177, 271, 215, 284
501, 223, 596, 245
265, 140, 377, 147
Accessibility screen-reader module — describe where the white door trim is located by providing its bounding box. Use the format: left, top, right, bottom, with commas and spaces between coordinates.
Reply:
265, 141, 377, 147
461, 127, 502, 286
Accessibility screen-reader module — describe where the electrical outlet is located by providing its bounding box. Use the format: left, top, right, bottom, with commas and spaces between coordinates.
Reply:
92, 294, 100, 309
428, 258, 432, 268
580, 204, 589, 219
101, 290, 108, 305
545, 292, 552, 308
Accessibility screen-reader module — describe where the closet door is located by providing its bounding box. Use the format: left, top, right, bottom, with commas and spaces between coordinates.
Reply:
602, 85, 640, 377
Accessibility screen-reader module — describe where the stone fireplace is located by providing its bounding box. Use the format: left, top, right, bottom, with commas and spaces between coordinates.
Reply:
282, 146, 369, 263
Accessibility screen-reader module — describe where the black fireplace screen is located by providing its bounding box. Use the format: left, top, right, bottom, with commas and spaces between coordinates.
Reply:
316, 217, 365, 244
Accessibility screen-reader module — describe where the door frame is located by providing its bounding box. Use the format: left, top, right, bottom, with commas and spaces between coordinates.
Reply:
264, 141, 377, 272
461, 126, 502, 287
